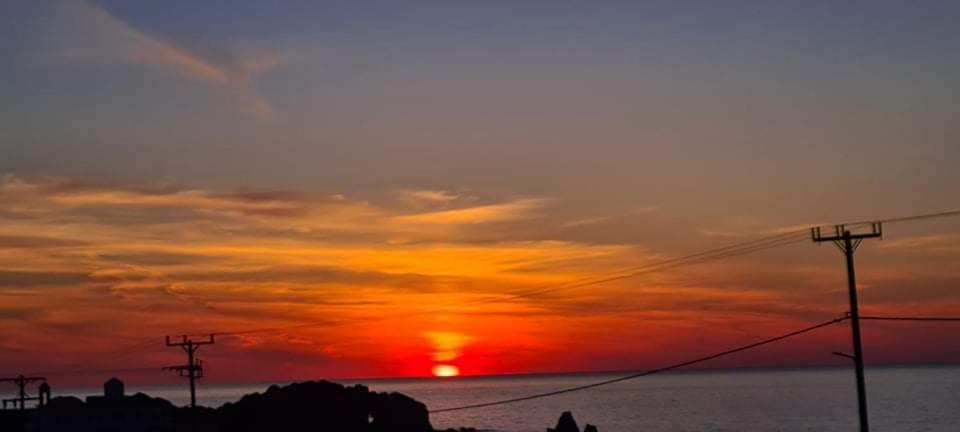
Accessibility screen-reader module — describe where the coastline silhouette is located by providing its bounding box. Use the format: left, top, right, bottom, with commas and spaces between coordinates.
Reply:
0, 377, 592, 432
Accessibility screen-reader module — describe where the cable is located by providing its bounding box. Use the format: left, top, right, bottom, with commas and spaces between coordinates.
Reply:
16, 210, 960, 396
20, 338, 163, 378
424, 208, 960, 305
502, 235, 808, 300
31, 366, 166, 378
873, 210, 960, 226
207, 234, 810, 337
861, 316, 960, 322
162, 210, 960, 338
430, 315, 848, 413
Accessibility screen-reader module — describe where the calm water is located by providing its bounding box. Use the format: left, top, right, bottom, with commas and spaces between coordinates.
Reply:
60, 366, 960, 431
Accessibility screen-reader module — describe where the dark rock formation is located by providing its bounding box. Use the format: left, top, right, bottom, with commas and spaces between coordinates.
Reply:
25, 380, 434, 432
217, 380, 433, 432
546, 411, 599, 432
217, 381, 371, 431
369, 391, 432, 432
548, 411, 580, 432
20, 379, 595, 432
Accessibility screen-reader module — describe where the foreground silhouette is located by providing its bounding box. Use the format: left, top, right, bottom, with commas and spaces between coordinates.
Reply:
548, 411, 599, 432
1, 378, 599, 431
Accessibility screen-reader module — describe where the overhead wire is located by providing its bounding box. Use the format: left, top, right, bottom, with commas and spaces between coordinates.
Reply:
25, 210, 960, 376
209, 209, 960, 337
430, 315, 849, 413
208, 231, 811, 337
861, 316, 960, 322
30, 366, 166, 378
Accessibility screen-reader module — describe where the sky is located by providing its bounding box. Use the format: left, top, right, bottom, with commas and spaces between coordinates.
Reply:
0, 1, 959, 387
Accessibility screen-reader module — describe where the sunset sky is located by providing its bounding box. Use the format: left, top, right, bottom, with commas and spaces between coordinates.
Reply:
1, 1, 959, 385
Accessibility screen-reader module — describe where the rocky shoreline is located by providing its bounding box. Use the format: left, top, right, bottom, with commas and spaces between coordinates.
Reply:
0, 379, 599, 432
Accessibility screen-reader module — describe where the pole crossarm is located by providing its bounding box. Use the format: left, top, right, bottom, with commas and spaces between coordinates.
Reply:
811, 222, 882, 245
166, 334, 215, 347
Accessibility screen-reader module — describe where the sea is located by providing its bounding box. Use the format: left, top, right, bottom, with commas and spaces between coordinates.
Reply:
57, 366, 960, 432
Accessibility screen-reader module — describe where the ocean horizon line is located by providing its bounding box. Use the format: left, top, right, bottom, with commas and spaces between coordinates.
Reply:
49, 361, 960, 394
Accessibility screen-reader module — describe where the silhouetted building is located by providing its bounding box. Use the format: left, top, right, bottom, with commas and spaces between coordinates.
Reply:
103, 378, 124, 400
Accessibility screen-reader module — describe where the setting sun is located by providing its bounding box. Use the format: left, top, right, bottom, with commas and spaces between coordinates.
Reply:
432, 365, 460, 378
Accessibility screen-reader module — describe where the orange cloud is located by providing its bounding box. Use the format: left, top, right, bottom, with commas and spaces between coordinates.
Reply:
394, 198, 551, 225
2, 175, 959, 383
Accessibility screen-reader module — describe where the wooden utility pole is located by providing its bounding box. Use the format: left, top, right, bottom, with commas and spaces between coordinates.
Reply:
164, 334, 215, 409
812, 222, 882, 432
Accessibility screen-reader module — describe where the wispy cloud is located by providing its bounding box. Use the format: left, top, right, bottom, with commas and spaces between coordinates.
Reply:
394, 198, 551, 225
38, 1, 282, 119
398, 189, 460, 203
3, 175, 958, 378
0, 175, 653, 377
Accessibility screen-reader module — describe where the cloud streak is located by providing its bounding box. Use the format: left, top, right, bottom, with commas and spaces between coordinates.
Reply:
39, 1, 281, 119
2, 175, 958, 380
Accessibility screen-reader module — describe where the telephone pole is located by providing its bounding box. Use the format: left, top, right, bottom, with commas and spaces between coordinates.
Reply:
0, 375, 47, 410
164, 334, 215, 409
812, 222, 882, 432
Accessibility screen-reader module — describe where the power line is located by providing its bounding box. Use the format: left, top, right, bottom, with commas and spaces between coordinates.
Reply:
498, 230, 808, 299
21, 338, 163, 378
861, 316, 960, 322
515, 208, 960, 301
31, 367, 165, 378
22, 314, 960, 391
23, 210, 960, 377
858, 210, 960, 226
206, 233, 809, 338
430, 315, 849, 413
190, 209, 960, 338
503, 235, 808, 300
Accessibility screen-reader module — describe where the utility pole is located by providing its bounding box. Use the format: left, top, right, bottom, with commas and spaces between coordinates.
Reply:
812, 222, 882, 432
0, 375, 47, 410
164, 334, 215, 409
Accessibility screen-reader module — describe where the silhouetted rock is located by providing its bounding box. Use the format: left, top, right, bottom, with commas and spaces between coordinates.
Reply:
548, 411, 580, 432
217, 380, 433, 432
369, 391, 432, 431
23, 379, 598, 432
